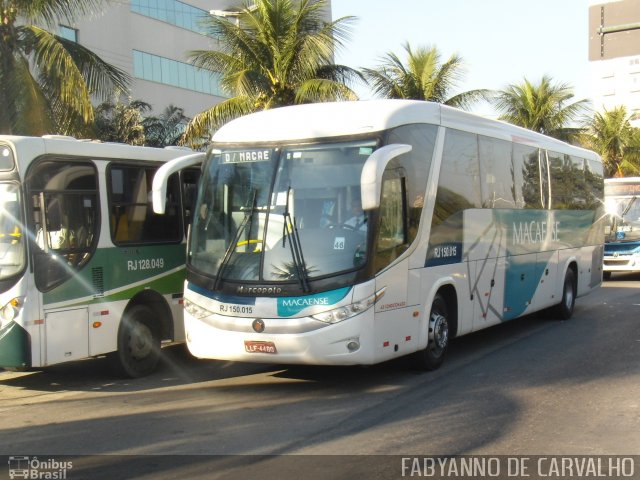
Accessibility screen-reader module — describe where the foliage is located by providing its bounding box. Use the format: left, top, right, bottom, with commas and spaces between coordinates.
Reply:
93, 99, 150, 146
361, 42, 490, 109
493, 75, 588, 142
0, 0, 129, 136
143, 105, 188, 147
582, 106, 640, 178
182, 0, 361, 146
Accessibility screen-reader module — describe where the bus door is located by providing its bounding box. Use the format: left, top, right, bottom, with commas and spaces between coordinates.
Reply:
372, 170, 416, 360
26, 158, 99, 366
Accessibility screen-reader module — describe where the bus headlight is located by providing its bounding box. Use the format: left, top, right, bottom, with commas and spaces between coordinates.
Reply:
312, 290, 382, 325
183, 298, 211, 319
1, 297, 23, 327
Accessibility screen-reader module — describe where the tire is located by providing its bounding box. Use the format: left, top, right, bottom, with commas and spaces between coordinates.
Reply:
554, 268, 576, 320
603, 271, 612, 281
411, 293, 450, 371
112, 305, 161, 378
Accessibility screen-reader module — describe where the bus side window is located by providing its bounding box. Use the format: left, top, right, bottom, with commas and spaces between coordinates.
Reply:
374, 173, 407, 271
109, 165, 181, 245
181, 169, 201, 235
26, 159, 99, 292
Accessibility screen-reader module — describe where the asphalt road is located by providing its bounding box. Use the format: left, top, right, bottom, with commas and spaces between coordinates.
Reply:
1, 274, 639, 479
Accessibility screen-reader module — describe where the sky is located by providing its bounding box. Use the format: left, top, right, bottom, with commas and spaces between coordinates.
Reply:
331, 0, 591, 117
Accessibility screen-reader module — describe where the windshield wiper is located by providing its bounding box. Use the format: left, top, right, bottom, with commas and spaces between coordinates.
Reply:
621, 196, 637, 218
282, 186, 310, 293
214, 189, 258, 290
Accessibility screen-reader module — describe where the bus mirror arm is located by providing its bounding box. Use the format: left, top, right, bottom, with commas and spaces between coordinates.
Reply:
360, 144, 412, 210
152, 153, 206, 214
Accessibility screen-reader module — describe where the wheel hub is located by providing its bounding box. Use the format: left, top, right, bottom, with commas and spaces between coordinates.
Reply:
429, 313, 449, 349
129, 323, 153, 359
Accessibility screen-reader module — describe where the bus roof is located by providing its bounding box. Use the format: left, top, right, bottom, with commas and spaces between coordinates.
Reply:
213, 100, 600, 161
605, 177, 640, 184
0, 135, 192, 175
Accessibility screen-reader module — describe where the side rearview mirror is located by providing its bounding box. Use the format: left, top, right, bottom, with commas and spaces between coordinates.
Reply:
152, 153, 206, 214
360, 144, 412, 210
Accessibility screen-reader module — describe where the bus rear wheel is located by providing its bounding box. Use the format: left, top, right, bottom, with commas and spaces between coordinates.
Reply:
112, 305, 161, 378
412, 293, 449, 371
554, 268, 576, 320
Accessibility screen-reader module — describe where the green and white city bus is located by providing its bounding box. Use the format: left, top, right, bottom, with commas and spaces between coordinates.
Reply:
153, 100, 605, 370
0, 136, 201, 377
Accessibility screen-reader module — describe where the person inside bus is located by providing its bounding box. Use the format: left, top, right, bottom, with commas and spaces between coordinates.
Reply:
344, 198, 367, 231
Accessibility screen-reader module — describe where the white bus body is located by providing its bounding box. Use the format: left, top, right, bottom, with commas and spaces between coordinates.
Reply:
154, 100, 604, 369
603, 177, 640, 278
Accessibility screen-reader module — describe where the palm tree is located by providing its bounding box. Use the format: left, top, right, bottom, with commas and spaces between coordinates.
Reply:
0, 0, 129, 136
361, 42, 490, 109
143, 105, 188, 147
182, 0, 361, 145
494, 75, 588, 142
582, 106, 640, 177
93, 99, 150, 146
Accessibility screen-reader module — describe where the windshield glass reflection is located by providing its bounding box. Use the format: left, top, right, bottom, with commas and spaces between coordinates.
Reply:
188, 140, 376, 284
0, 182, 26, 281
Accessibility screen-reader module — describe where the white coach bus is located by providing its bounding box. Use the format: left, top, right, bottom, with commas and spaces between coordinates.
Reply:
0, 136, 199, 377
153, 100, 604, 370
603, 177, 640, 279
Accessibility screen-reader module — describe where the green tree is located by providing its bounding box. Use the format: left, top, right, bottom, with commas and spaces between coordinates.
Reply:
494, 75, 588, 142
182, 0, 361, 146
143, 104, 188, 147
0, 1, 129, 136
361, 42, 490, 109
582, 106, 640, 177
93, 99, 149, 146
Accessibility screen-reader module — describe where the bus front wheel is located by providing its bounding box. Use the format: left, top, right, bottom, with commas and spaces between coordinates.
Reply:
412, 293, 449, 371
113, 305, 161, 378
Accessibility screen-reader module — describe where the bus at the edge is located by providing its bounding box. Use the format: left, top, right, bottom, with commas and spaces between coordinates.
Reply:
153, 100, 605, 370
603, 177, 640, 279
0, 135, 201, 377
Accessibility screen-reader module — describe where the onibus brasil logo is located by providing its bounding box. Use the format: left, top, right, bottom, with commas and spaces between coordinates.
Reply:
8, 456, 73, 479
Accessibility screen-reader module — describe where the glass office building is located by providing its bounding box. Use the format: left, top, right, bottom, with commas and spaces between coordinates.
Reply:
60, 1, 332, 120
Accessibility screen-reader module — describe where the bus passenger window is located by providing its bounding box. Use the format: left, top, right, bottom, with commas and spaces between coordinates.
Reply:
109, 165, 181, 245
375, 175, 407, 271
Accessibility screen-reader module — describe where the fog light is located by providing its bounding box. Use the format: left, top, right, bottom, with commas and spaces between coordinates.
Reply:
347, 341, 360, 352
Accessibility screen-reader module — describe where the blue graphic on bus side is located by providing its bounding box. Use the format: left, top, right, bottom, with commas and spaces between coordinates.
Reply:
277, 287, 351, 317
425, 242, 463, 267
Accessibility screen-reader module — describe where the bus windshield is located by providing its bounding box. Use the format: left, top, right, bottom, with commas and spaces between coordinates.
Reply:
0, 182, 26, 283
188, 140, 376, 284
605, 195, 640, 242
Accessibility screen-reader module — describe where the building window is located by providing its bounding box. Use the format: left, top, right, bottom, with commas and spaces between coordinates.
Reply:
133, 50, 224, 97
130, 0, 212, 36
59, 25, 78, 42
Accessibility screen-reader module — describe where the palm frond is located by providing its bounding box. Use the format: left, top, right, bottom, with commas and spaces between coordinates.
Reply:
495, 75, 588, 138
295, 78, 358, 103
182, 97, 254, 147
21, 0, 109, 27
185, 0, 355, 140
